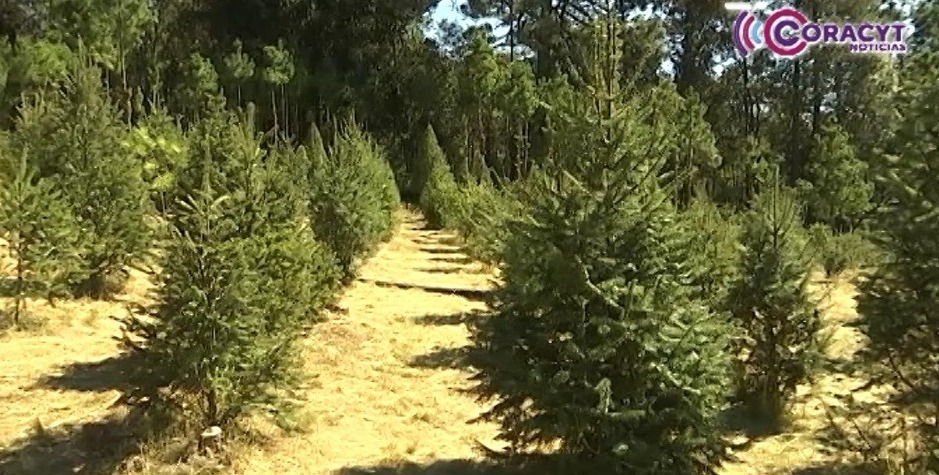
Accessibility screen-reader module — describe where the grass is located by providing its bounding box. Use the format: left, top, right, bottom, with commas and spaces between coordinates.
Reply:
0, 211, 916, 475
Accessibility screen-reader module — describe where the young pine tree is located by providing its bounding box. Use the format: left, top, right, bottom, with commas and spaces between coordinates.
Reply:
122, 105, 190, 212
307, 122, 328, 178
12, 60, 151, 298
0, 150, 82, 327
221, 39, 255, 107
682, 194, 742, 314
309, 122, 399, 280
123, 111, 339, 431
797, 120, 874, 231
858, 7, 939, 466
468, 17, 731, 475
726, 181, 821, 427
174, 52, 221, 121
449, 181, 522, 265
417, 124, 461, 229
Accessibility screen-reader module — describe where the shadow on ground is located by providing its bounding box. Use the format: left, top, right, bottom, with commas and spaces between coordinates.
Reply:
413, 311, 486, 327
32, 352, 139, 393
0, 414, 142, 475
719, 403, 786, 441
414, 234, 463, 247
359, 279, 491, 303
417, 264, 472, 275
410, 346, 472, 370
420, 247, 465, 256
789, 461, 883, 475
335, 454, 585, 475
428, 255, 476, 266
820, 355, 867, 376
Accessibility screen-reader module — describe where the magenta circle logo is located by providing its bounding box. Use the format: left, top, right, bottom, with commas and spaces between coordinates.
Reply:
763, 7, 809, 57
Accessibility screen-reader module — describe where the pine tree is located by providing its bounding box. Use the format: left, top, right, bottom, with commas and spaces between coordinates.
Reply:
858, 4, 939, 466
0, 150, 82, 327
123, 111, 339, 432
11, 59, 151, 298
726, 180, 820, 427
449, 181, 522, 264
261, 40, 294, 132
222, 39, 256, 106
174, 52, 222, 120
468, 16, 731, 475
121, 105, 189, 212
418, 124, 461, 229
682, 195, 741, 313
309, 122, 399, 280
797, 120, 874, 231
307, 122, 328, 175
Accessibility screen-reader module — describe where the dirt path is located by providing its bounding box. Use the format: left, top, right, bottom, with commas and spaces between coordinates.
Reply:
233, 211, 502, 475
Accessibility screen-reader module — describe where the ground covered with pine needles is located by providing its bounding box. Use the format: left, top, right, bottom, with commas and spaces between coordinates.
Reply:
0, 210, 903, 475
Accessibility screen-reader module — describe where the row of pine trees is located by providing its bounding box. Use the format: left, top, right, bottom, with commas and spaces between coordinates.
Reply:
412, 15, 939, 475
0, 56, 400, 436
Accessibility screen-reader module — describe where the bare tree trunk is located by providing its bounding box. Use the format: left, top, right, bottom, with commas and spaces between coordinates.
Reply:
271, 89, 278, 131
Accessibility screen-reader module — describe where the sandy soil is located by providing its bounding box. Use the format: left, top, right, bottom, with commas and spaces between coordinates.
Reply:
0, 211, 897, 475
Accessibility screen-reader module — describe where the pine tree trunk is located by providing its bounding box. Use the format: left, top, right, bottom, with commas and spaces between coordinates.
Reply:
281, 84, 288, 135
206, 388, 219, 426
13, 243, 23, 326
271, 89, 278, 131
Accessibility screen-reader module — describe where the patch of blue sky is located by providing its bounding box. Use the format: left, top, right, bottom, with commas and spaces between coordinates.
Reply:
424, 0, 504, 39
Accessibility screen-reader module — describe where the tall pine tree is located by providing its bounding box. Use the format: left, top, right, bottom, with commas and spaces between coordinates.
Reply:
468, 16, 731, 475
123, 108, 339, 431
11, 59, 151, 298
727, 180, 820, 427
858, 2, 939, 466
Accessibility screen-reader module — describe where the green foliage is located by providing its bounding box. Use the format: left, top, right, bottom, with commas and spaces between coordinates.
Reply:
0, 150, 83, 327
645, 87, 721, 205
261, 40, 295, 87
726, 184, 821, 426
417, 125, 461, 228
11, 60, 151, 298
681, 195, 741, 312
123, 112, 339, 431
306, 121, 328, 175
857, 23, 939, 466
174, 53, 222, 117
501, 61, 537, 124
0, 39, 79, 124
449, 182, 522, 264
121, 106, 189, 209
222, 39, 256, 104
797, 121, 874, 230
709, 136, 785, 208
471, 174, 731, 475
310, 123, 400, 280
44, 0, 155, 72
806, 224, 880, 278
266, 140, 316, 228
470, 42, 731, 471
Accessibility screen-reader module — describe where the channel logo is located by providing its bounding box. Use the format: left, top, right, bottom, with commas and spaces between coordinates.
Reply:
732, 11, 765, 58
726, 2, 908, 59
